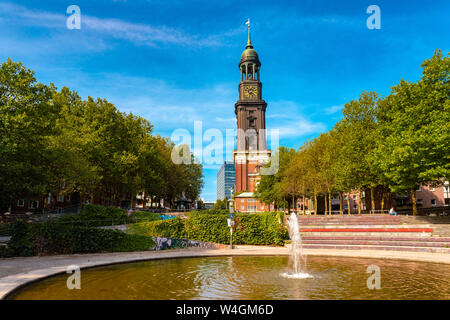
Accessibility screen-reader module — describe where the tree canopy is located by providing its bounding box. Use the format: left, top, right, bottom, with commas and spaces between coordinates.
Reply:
0, 59, 203, 210
256, 50, 449, 215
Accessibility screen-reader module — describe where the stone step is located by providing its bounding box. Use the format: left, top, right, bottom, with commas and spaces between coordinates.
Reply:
301, 232, 432, 237
302, 240, 450, 248
297, 214, 400, 218
299, 224, 424, 229
301, 236, 450, 242
301, 244, 450, 254
298, 217, 402, 221
299, 226, 433, 232
299, 221, 403, 225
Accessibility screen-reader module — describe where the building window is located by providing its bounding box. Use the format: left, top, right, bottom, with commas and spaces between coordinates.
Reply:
240, 206, 245, 210
417, 199, 423, 205
416, 186, 421, 192
66, 195, 71, 202
17, 199, 25, 207
29, 201, 39, 209
261, 206, 265, 210
240, 199, 244, 203
430, 187, 435, 192
353, 195, 357, 201
353, 204, 358, 209
431, 199, 436, 206
248, 206, 256, 211
343, 195, 348, 201
57, 194, 64, 202
248, 198, 256, 202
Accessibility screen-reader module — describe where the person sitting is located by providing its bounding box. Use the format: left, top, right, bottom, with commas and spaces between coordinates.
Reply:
389, 207, 397, 216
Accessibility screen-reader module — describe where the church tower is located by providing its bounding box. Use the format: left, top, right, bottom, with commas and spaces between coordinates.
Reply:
233, 22, 271, 194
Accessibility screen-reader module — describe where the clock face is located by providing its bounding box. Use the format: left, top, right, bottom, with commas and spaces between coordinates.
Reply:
244, 86, 258, 99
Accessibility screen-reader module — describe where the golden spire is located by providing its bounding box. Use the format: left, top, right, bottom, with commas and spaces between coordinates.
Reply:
245, 18, 253, 48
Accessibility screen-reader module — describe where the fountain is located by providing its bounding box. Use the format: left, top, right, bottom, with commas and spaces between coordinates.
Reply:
281, 212, 312, 279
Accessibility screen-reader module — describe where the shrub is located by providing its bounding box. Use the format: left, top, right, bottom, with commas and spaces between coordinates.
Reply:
56, 205, 129, 227
0, 245, 8, 257
0, 223, 11, 236
7, 220, 34, 256
56, 205, 164, 227
128, 217, 187, 238
186, 209, 229, 216
6, 221, 155, 256
185, 213, 230, 243
130, 212, 288, 246
129, 211, 163, 222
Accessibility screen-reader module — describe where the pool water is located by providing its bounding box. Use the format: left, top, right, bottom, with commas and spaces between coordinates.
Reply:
8, 256, 450, 300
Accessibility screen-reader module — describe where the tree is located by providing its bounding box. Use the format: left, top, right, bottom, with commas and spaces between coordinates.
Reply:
373, 50, 450, 215
255, 147, 296, 211
0, 59, 58, 209
334, 91, 382, 214
0, 59, 205, 212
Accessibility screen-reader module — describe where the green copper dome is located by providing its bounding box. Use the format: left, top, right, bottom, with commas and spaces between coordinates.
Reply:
240, 46, 260, 66
239, 26, 261, 67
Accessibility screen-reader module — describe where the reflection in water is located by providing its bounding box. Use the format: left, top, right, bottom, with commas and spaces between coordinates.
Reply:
8, 256, 450, 300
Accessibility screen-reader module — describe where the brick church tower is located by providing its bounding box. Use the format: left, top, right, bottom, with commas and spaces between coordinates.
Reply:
233, 22, 271, 195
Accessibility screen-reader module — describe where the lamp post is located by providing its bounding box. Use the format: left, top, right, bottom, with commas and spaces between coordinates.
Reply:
227, 214, 234, 249
228, 186, 234, 214
227, 186, 235, 249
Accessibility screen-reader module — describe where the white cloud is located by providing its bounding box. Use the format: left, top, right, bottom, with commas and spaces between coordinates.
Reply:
266, 100, 326, 138
324, 105, 343, 114
274, 118, 326, 138
0, 2, 224, 47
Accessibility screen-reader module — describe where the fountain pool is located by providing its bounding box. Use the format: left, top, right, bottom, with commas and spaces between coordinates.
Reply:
7, 255, 450, 300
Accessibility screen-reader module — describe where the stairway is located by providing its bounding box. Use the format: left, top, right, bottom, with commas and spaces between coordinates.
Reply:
295, 214, 450, 254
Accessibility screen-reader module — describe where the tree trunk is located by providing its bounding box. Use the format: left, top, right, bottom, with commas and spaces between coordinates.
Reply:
142, 192, 146, 209
328, 192, 332, 215
411, 188, 417, 216
292, 195, 295, 213
302, 195, 306, 215
370, 187, 375, 214
381, 193, 385, 214
358, 190, 362, 215
347, 194, 351, 215
339, 192, 343, 215
314, 192, 317, 215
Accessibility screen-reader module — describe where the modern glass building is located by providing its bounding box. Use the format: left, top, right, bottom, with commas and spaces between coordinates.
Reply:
217, 161, 235, 200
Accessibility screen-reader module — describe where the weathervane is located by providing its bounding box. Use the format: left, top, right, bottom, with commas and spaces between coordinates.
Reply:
245, 18, 251, 47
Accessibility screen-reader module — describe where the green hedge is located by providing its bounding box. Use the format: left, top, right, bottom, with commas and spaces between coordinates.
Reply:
129, 210, 164, 222
5, 220, 155, 257
129, 212, 288, 246
128, 217, 187, 239
56, 205, 162, 227
186, 209, 230, 215
56, 205, 129, 227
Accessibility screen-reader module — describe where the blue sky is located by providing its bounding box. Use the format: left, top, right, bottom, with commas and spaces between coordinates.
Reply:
1, 0, 449, 201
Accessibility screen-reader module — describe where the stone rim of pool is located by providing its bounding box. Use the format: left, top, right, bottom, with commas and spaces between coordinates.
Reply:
2, 246, 450, 300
